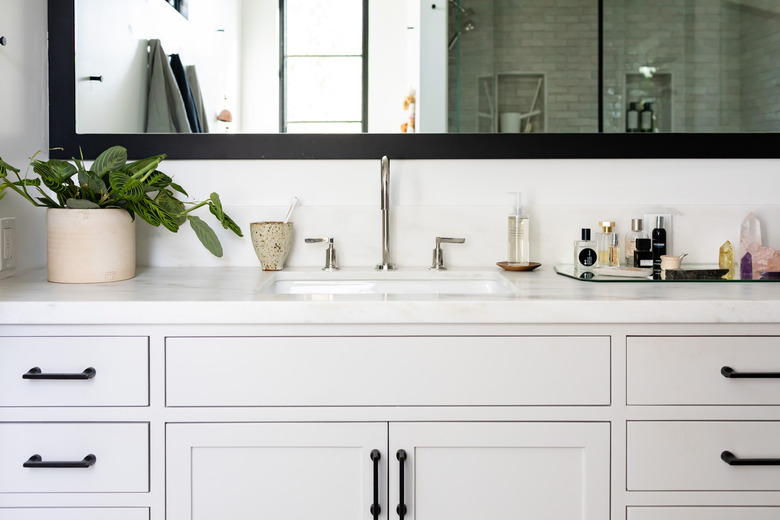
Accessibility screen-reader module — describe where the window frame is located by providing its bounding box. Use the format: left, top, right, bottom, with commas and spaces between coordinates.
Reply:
279, 0, 369, 133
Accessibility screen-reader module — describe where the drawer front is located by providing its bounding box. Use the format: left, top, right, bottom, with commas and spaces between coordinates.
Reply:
628, 421, 780, 491
628, 507, 780, 520
627, 336, 780, 405
166, 336, 611, 406
0, 423, 149, 493
0, 336, 149, 406
0, 508, 149, 520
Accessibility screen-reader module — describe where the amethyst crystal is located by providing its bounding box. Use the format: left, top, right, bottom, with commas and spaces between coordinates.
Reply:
740, 252, 753, 280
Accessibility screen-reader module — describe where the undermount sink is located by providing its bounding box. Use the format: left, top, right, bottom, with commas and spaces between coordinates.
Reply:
258, 271, 518, 296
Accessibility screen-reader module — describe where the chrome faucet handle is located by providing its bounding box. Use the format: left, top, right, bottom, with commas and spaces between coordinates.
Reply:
430, 237, 466, 271
305, 237, 340, 271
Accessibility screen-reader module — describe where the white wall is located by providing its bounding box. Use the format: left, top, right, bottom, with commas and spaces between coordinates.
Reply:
76, 0, 241, 133
2, 0, 780, 273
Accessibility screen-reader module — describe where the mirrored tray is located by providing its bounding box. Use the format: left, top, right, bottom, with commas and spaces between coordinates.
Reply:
554, 264, 780, 282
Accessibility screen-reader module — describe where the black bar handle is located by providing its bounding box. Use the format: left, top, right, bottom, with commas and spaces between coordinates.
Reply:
88, 75, 103, 82
721, 366, 780, 378
721, 450, 780, 466
23, 454, 97, 468
370, 449, 381, 519
23, 367, 96, 380
396, 449, 407, 519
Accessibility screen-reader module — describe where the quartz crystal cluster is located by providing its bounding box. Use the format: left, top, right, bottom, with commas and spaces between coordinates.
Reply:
738, 212, 780, 279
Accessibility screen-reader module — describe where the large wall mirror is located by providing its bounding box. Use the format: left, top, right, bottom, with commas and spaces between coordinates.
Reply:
49, 0, 780, 159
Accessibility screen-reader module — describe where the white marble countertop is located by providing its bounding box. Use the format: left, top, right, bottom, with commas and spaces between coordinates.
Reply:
1, 265, 779, 325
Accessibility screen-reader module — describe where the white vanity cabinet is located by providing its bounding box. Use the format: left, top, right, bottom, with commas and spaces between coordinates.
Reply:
0, 335, 151, 518
164, 334, 612, 520
625, 335, 780, 516
166, 421, 610, 520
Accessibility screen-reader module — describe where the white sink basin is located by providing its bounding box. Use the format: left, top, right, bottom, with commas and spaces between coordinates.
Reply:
259, 271, 518, 296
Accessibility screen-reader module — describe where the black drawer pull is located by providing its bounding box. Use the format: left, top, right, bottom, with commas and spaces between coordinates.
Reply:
721, 450, 780, 466
396, 449, 407, 519
721, 366, 780, 378
370, 449, 381, 519
23, 367, 96, 380
23, 454, 97, 468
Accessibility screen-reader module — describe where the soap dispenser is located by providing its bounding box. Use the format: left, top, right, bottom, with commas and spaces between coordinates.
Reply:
507, 192, 529, 265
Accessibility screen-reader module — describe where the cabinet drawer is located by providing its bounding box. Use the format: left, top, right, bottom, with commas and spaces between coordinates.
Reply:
0, 423, 149, 493
0, 336, 149, 406
628, 507, 780, 520
166, 336, 611, 406
0, 508, 149, 520
627, 336, 780, 405
628, 421, 780, 491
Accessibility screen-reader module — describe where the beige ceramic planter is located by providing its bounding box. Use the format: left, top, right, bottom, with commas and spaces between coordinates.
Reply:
47, 208, 136, 283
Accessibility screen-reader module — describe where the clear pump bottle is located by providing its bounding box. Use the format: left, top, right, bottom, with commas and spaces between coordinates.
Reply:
574, 228, 597, 271
507, 192, 529, 265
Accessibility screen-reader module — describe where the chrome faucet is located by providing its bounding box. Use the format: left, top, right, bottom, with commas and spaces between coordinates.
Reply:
376, 156, 396, 270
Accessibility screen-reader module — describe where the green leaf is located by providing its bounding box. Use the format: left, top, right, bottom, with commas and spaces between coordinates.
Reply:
209, 192, 223, 221
66, 198, 100, 209
92, 146, 127, 176
208, 203, 243, 237
143, 171, 173, 191
156, 191, 186, 225
125, 154, 165, 179
127, 199, 161, 227
169, 181, 188, 196
33, 159, 77, 192
150, 200, 180, 232
188, 215, 223, 257
36, 197, 60, 208
109, 170, 145, 202
0, 157, 20, 176
79, 170, 108, 196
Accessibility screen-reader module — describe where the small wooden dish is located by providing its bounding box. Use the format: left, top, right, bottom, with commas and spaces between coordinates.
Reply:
497, 261, 542, 271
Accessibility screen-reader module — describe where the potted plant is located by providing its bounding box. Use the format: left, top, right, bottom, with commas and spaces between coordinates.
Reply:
0, 146, 242, 283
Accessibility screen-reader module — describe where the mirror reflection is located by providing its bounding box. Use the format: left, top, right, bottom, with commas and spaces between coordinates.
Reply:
75, 0, 780, 135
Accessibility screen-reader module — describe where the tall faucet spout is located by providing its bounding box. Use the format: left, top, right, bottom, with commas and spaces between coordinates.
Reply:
377, 156, 396, 270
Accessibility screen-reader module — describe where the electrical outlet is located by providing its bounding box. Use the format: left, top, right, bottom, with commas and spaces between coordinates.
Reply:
643, 213, 673, 254
0, 217, 16, 277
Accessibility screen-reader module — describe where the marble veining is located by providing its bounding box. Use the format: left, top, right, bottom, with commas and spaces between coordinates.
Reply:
1, 266, 780, 325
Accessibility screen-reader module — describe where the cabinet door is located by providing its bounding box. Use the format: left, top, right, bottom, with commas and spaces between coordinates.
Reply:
389, 422, 610, 520
167, 422, 388, 520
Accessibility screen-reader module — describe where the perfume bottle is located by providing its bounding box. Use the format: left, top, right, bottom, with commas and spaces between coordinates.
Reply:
597, 221, 618, 267
574, 228, 597, 271
624, 218, 648, 265
652, 216, 667, 279
633, 238, 653, 268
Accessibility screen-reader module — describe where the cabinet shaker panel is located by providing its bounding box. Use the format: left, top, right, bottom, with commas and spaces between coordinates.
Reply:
628, 421, 780, 491
389, 422, 610, 520
166, 422, 387, 520
166, 336, 610, 406
0, 336, 149, 406
627, 336, 780, 405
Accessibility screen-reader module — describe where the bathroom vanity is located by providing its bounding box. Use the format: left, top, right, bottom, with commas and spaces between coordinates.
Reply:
1, 266, 780, 520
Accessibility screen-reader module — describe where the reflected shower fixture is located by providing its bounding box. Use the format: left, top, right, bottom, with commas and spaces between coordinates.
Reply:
448, 0, 476, 17
448, 21, 476, 51
639, 66, 657, 78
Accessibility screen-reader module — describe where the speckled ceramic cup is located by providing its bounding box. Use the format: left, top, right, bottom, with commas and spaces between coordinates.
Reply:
251, 221, 293, 271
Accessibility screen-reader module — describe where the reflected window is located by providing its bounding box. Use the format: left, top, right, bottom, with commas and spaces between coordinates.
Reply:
282, 0, 367, 133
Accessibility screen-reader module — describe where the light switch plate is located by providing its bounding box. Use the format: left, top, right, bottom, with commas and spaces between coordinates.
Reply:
0, 217, 16, 277
643, 213, 672, 255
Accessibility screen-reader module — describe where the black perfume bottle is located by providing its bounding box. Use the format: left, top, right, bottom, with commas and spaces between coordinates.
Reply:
633, 238, 653, 268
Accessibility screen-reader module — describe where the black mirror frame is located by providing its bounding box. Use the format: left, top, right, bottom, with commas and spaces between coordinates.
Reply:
49, 0, 779, 160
